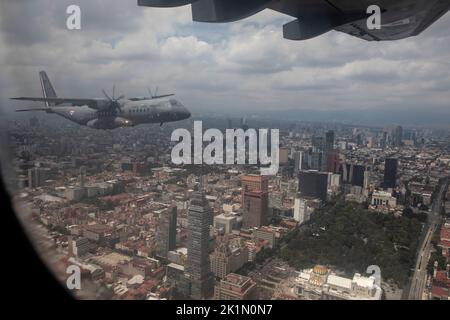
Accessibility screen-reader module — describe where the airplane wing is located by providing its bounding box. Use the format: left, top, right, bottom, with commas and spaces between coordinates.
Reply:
15, 108, 50, 112
11, 97, 107, 109
269, 0, 450, 41
128, 94, 175, 101
332, 0, 450, 41
138, 0, 450, 41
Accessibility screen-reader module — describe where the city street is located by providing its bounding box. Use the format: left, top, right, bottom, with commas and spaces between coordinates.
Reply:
407, 179, 448, 300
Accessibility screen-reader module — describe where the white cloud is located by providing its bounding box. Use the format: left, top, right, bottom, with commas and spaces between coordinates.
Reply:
0, 0, 449, 122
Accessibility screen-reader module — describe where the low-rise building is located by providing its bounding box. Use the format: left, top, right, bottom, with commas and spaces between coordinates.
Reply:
214, 273, 257, 300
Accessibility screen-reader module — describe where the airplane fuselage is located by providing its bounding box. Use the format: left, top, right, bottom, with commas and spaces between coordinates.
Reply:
47, 97, 190, 129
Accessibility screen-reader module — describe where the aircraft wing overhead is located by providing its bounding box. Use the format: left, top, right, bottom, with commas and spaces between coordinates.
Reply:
332, 0, 450, 41
266, 0, 450, 41
138, 0, 450, 41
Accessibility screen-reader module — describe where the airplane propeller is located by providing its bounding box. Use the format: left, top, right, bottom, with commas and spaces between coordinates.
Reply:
148, 87, 159, 99
102, 85, 124, 113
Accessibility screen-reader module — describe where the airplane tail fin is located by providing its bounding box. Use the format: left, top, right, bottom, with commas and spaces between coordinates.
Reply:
39, 71, 57, 107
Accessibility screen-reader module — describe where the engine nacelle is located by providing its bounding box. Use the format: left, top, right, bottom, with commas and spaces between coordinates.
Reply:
87, 117, 133, 130
114, 117, 134, 128
137, 0, 198, 7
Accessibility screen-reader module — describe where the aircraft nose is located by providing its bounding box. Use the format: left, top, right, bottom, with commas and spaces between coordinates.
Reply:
171, 99, 191, 120
182, 106, 191, 119
177, 103, 190, 119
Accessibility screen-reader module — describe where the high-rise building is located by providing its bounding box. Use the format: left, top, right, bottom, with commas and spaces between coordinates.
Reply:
311, 151, 323, 171
351, 165, 366, 187
311, 136, 325, 170
294, 151, 305, 174
241, 175, 269, 228
298, 170, 328, 201
326, 151, 340, 173
28, 167, 47, 188
214, 273, 257, 300
363, 170, 371, 190
241, 174, 268, 194
279, 147, 289, 165
293, 195, 321, 224
210, 235, 248, 279
79, 166, 86, 187
380, 131, 388, 149
312, 136, 324, 152
393, 126, 403, 147
185, 192, 214, 299
383, 158, 398, 189
325, 130, 335, 152
156, 206, 178, 259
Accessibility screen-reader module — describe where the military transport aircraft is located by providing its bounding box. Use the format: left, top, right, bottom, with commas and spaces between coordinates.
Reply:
11, 71, 191, 130
138, 0, 450, 41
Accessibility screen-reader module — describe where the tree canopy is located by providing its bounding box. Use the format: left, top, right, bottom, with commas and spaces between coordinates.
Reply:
279, 200, 422, 287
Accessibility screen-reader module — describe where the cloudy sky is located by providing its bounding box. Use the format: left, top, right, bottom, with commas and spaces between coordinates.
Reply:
0, 0, 449, 125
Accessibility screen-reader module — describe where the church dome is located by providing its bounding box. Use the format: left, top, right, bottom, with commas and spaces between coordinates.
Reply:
313, 265, 328, 275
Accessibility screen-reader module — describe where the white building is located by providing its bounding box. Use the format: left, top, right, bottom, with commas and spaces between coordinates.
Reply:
371, 191, 397, 208
295, 265, 382, 300
214, 213, 238, 234
293, 197, 319, 224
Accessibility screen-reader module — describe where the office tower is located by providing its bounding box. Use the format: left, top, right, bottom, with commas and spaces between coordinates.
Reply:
383, 158, 398, 189
328, 173, 341, 190
79, 166, 86, 187
363, 170, 371, 193
210, 236, 232, 279
310, 151, 323, 171
311, 135, 327, 170
156, 206, 178, 259
279, 147, 289, 165
351, 165, 365, 187
210, 235, 248, 280
380, 131, 388, 149
326, 151, 340, 173
241, 175, 269, 228
298, 170, 328, 201
393, 125, 403, 147
214, 273, 257, 300
28, 167, 46, 188
294, 151, 304, 174
340, 162, 351, 184
185, 192, 214, 299
356, 134, 363, 146
69, 236, 89, 257
242, 190, 269, 228
325, 130, 335, 152
312, 136, 324, 152
241, 174, 268, 194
